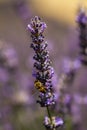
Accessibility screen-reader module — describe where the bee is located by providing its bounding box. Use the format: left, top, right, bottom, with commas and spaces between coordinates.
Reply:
34, 80, 46, 93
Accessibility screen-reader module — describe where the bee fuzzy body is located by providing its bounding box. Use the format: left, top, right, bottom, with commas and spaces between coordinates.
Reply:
34, 80, 46, 93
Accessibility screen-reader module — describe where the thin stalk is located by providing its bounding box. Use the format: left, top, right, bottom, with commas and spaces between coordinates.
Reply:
46, 106, 52, 122
46, 106, 56, 130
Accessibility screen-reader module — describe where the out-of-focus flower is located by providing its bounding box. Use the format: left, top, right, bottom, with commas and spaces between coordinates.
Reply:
76, 7, 87, 65
55, 58, 80, 93
0, 42, 20, 130
63, 57, 81, 72
53, 57, 80, 123
0, 47, 19, 71
0, 68, 9, 84
13, 0, 32, 21
76, 7, 87, 25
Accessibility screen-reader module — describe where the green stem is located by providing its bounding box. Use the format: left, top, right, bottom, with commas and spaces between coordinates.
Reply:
46, 106, 56, 130
46, 106, 52, 123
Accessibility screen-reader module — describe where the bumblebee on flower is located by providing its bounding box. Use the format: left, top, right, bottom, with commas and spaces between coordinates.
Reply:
34, 80, 47, 93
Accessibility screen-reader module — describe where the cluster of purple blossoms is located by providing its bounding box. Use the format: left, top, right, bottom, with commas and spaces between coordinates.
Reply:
37, 92, 55, 107
28, 16, 64, 129
76, 8, 87, 65
44, 116, 63, 130
28, 16, 55, 107
0, 44, 19, 130
54, 57, 83, 130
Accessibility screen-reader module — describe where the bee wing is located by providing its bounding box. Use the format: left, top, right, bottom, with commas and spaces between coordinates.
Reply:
31, 91, 38, 98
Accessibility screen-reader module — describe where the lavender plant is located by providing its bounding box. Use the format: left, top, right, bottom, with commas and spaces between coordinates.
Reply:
0, 44, 19, 130
54, 58, 81, 130
28, 16, 63, 130
76, 7, 87, 65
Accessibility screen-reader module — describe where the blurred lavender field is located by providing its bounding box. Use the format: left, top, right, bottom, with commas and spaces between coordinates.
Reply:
0, 0, 87, 130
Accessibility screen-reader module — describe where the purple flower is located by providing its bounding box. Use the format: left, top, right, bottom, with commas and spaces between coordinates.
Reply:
76, 9, 87, 25
37, 92, 55, 107
44, 116, 63, 129
28, 16, 47, 34
76, 7, 87, 65
28, 16, 60, 130
28, 16, 47, 44
28, 24, 35, 33
0, 46, 19, 71
28, 16, 55, 99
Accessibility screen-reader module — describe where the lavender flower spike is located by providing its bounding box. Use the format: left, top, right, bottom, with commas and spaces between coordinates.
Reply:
76, 7, 87, 65
28, 16, 63, 130
76, 8, 87, 24
28, 16, 55, 107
